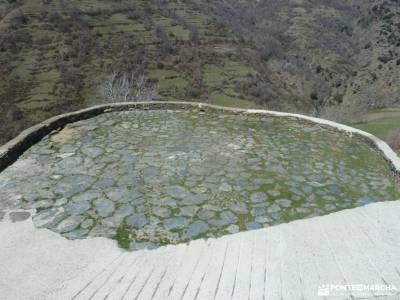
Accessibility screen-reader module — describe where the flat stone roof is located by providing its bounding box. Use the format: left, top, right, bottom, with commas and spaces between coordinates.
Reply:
1, 102, 400, 299
1, 109, 398, 250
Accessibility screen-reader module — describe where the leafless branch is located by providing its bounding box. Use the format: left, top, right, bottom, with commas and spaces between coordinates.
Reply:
100, 71, 158, 103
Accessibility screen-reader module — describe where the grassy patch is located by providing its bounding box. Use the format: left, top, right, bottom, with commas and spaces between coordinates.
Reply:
223, 61, 255, 76
157, 17, 190, 40
209, 91, 261, 109
149, 69, 179, 78
114, 222, 131, 249
149, 69, 188, 90
203, 64, 225, 86
349, 108, 400, 153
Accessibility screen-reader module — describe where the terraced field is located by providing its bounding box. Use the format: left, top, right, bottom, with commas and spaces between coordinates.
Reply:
2, 0, 399, 144
0, 0, 261, 142
1, 109, 399, 250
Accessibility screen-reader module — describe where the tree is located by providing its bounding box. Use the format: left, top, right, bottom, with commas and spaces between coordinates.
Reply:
357, 85, 398, 109
387, 129, 400, 152
190, 28, 199, 41
101, 71, 159, 103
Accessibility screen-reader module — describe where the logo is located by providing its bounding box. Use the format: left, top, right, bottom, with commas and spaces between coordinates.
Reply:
317, 283, 398, 297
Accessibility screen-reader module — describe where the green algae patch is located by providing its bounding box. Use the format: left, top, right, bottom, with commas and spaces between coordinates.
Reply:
114, 223, 131, 250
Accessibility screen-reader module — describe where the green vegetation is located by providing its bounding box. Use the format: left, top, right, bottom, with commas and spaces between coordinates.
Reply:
0, 0, 399, 143
350, 108, 400, 153
114, 222, 131, 249
209, 91, 260, 109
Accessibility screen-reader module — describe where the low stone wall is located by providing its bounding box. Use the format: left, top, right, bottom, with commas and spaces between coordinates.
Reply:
1, 101, 400, 175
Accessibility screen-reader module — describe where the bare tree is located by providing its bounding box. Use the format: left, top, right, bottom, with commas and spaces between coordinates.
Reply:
101, 71, 158, 103
387, 129, 400, 152
357, 85, 398, 110
319, 85, 400, 124
319, 104, 351, 123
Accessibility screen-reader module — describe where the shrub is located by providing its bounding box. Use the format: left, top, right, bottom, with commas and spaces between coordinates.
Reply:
310, 92, 318, 100
387, 130, 400, 151
8, 9, 29, 29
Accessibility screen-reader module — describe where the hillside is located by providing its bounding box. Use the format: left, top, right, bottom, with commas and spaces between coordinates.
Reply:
0, 0, 399, 143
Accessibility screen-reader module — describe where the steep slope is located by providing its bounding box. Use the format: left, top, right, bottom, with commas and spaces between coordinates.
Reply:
0, 0, 399, 143
188, 0, 399, 113
0, 0, 258, 142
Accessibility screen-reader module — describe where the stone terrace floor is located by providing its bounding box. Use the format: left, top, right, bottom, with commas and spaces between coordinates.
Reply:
0, 110, 399, 250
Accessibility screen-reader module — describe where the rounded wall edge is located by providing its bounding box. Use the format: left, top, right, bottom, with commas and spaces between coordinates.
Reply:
1, 101, 399, 175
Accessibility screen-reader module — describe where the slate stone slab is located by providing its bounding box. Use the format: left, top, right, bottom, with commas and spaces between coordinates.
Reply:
10, 211, 31, 222
185, 220, 209, 238
127, 214, 148, 229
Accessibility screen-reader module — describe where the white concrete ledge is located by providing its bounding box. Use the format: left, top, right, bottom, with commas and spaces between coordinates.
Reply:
1, 200, 400, 299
